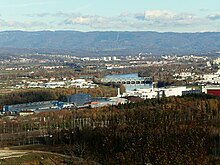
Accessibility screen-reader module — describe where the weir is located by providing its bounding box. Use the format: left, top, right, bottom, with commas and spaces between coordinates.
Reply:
101, 77, 152, 84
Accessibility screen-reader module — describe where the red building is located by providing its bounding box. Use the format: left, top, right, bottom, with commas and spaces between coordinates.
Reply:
206, 88, 220, 97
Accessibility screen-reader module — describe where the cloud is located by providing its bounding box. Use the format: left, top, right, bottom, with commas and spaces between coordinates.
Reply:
135, 13, 145, 20
29, 12, 133, 29
134, 10, 196, 25
65, 15, 97, 24
173, 13, 196, 25
207, 14, 220, 20
119, 12, 133, 18
64, 15, 128, 29
144, 10, 175, 20
65, 16, 92, 25
200, 8, 210, 12
0, 18, 48, 30
135, 10, 176, 22
60, 10, 212, 32
0, 9, 218, 32
28, 13, 51, 17
27, 12, 74, 18
0, 1, 56, 8
27, 10, 200, 30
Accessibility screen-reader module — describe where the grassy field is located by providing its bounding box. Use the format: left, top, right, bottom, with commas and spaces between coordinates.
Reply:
0, 145, 99, 165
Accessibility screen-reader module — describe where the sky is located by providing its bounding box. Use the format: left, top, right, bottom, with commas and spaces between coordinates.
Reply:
0, 0, 219, 32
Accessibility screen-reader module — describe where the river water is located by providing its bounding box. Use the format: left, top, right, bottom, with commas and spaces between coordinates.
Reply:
105, 73, 151, 91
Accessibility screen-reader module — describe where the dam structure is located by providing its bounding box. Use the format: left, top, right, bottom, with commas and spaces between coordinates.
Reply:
101, 76, 152, 85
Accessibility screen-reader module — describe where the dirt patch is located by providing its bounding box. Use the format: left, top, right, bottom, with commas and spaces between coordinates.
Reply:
0, 150, 28, 159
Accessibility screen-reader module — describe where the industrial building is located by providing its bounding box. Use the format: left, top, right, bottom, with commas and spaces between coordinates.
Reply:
27, 79, 98, 89
122, 86, 202, 99
203, 86, 220, 97
88, 97, 128, 108
67, 93, 128, 108
67, 93, 92, 106
2, 101, 65, 114
2, 91, 128, 115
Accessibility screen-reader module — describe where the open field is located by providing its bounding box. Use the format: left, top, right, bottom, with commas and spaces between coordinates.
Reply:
0, 147, 97, 165
0, 149, 28, 159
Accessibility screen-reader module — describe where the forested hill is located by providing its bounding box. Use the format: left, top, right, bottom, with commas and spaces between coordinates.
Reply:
0, 31, 220, 56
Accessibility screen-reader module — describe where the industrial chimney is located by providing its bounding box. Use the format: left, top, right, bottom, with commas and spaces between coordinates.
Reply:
117, 88, 121, 97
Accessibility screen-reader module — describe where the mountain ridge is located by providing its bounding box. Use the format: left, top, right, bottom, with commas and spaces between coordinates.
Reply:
0, 31, 219, 56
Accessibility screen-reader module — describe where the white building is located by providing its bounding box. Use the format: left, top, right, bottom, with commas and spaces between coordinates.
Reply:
123, 88, 158, 99
122, 86, 198, 99
44, 81, 66, 88
163, 86, 187, 97
203, 74, 219, 81
70, 79, 98, 88
214, 57, 220, 64
112, 56, 117, 61
180, 72, 192, 78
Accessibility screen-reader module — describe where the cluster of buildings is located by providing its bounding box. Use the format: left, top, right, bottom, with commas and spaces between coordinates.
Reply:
162, 55, 208, 61
172, 67, 220, 83
4, 82, 220, 116
19, 79, 98, 89
2, 101, 66, 115
80, 56, 119, 61
121, 84, 201, 99
1, 93, 128, 116
195, 69, 220, 84
67, 93, 127, 108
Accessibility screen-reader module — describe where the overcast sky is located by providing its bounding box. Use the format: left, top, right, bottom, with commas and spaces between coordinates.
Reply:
0, 0, 219, 32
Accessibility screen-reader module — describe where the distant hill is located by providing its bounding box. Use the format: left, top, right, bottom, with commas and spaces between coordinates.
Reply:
0, 31, 220, 56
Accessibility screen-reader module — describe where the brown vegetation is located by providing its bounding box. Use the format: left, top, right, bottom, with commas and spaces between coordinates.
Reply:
0, 94, 220, 164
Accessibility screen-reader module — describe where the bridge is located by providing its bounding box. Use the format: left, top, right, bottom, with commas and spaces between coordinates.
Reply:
101, 76, 152, 84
